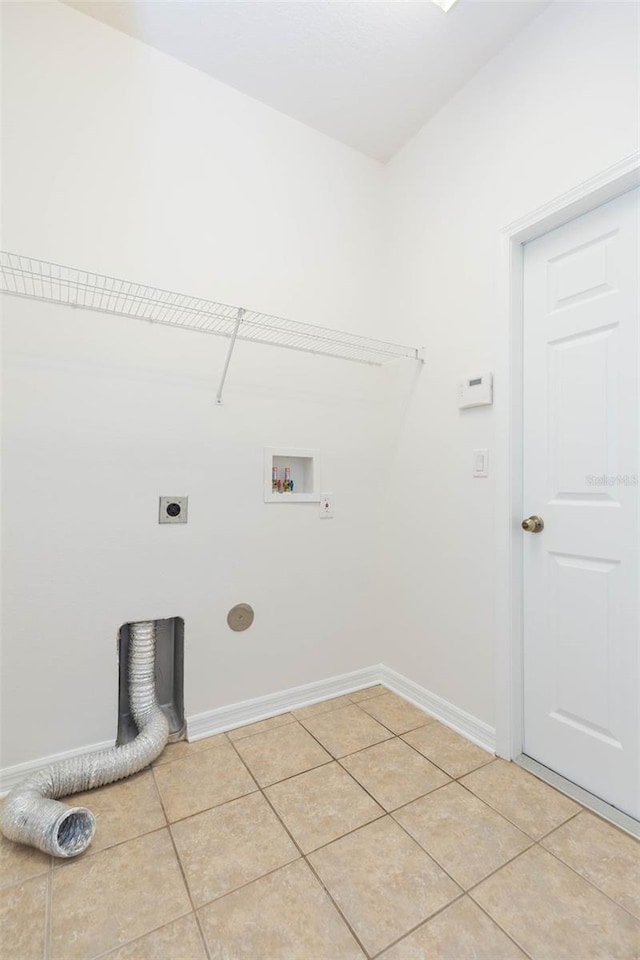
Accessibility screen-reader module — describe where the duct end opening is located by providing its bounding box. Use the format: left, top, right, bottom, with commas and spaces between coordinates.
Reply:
53, 807, 96, 858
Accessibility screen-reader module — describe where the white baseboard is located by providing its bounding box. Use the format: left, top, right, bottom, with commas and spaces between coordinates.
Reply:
0, 739, 114, 796
188, 663, 495, 754
187, 664, 383, 740
379, 665, 496, 754
1, 664, 495, 794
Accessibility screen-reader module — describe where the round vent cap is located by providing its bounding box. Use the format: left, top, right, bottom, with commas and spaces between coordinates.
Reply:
227, 603, 254, 632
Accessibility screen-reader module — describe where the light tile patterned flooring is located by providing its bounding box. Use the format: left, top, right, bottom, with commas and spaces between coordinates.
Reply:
1, 686, 639, 960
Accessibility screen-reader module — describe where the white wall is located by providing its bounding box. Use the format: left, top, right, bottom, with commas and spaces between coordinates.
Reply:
2, 0, 638, 771
0, 0, 393, 768
382, 0, 639, 726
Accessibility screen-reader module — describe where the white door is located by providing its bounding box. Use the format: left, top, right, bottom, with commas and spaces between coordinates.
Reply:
522, 187, 639, 819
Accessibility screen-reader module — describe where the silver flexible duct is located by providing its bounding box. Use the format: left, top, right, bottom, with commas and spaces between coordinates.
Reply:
0, 620, 169, 858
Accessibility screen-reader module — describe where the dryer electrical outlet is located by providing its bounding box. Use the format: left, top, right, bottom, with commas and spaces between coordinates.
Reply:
159, 496, 188, 523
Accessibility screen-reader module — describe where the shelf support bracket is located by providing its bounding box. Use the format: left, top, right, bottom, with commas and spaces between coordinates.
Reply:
215, 307, 245, 405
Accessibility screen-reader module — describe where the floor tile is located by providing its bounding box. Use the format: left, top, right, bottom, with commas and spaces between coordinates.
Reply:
233, 722, 331, 787
460, 759, 580, 839
61, 770, 166, 855
171, 792, 299, 908
0, 829, 50, 889
199, 859, 366, 960
349, 685, 387, 702
300, 704, 392, 758
0, 874, 47, 960
103, 914, 207, 959
9, 704, 634, 960
358, 692, 433, 734
378, 896, 527, 959
471, 845, 640, 960
309, 816, 461, 956
403, 722, 493, 778
152, 733, 227, 766
541, 811, 640, 919
153, 739, 256, 821
341, 737, 450, 811
292, 695, 354, 720
51, 828, 190, 960
393, 781, 532, 889
226, 713, 295, 741
265, 761, 383, 852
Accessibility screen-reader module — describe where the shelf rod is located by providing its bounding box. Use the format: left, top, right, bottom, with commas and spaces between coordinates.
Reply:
215, 307, 245, 405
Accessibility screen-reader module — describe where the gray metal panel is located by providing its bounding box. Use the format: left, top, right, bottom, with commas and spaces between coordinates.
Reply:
117, 618, 185, 745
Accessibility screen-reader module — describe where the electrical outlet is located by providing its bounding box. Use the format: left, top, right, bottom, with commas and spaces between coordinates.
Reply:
319, 492, 334, 519
159, 496, 188, 523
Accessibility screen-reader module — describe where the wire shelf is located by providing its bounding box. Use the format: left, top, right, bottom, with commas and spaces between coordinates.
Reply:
0, 252, 421, 366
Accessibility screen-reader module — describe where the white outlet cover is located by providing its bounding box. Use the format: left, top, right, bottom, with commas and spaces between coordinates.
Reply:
319, 492, 334, 518
159, 496, 188, 523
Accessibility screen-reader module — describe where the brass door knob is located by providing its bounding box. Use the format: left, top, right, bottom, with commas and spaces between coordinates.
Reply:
522, 515, 544, 533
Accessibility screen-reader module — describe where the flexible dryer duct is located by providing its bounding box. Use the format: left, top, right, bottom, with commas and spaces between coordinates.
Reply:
0, 620, 169, 858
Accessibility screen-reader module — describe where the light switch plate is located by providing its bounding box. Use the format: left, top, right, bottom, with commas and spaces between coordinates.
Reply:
473, 450, 489, 478
159, 496, 188, 523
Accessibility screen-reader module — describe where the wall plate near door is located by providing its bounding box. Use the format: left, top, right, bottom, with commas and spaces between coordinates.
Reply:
458, 373, 493, 408
473, 449, 489, 477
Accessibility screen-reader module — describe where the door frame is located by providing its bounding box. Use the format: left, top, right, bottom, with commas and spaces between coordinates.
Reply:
494, 151, 640, 762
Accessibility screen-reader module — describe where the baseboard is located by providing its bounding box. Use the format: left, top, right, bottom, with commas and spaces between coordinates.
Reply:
187, 664, 384, 740
0, 739, 114, 797
187, 663, 495, 754
1, 664, 495, 793
0, 670, 382, 796
379, 665, 496, 753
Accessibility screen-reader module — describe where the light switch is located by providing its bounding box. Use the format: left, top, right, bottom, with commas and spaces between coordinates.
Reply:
473, 449, 489, 478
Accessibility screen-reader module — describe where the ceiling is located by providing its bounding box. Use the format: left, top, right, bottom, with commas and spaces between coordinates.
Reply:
64, 0, 550, 162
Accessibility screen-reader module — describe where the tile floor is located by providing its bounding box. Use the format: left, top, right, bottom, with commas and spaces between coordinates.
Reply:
1, 687, 639, 960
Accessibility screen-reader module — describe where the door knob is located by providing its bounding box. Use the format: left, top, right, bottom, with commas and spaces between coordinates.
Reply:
522, 515, 544, 533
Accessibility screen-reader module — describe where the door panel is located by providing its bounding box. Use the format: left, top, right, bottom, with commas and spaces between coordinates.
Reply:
550, 329, 615, 498
549, 551, 620, 743
523, 187, 638, 818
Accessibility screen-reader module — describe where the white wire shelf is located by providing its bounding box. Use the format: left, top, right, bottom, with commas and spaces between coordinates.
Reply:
0, 252, 422, 367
